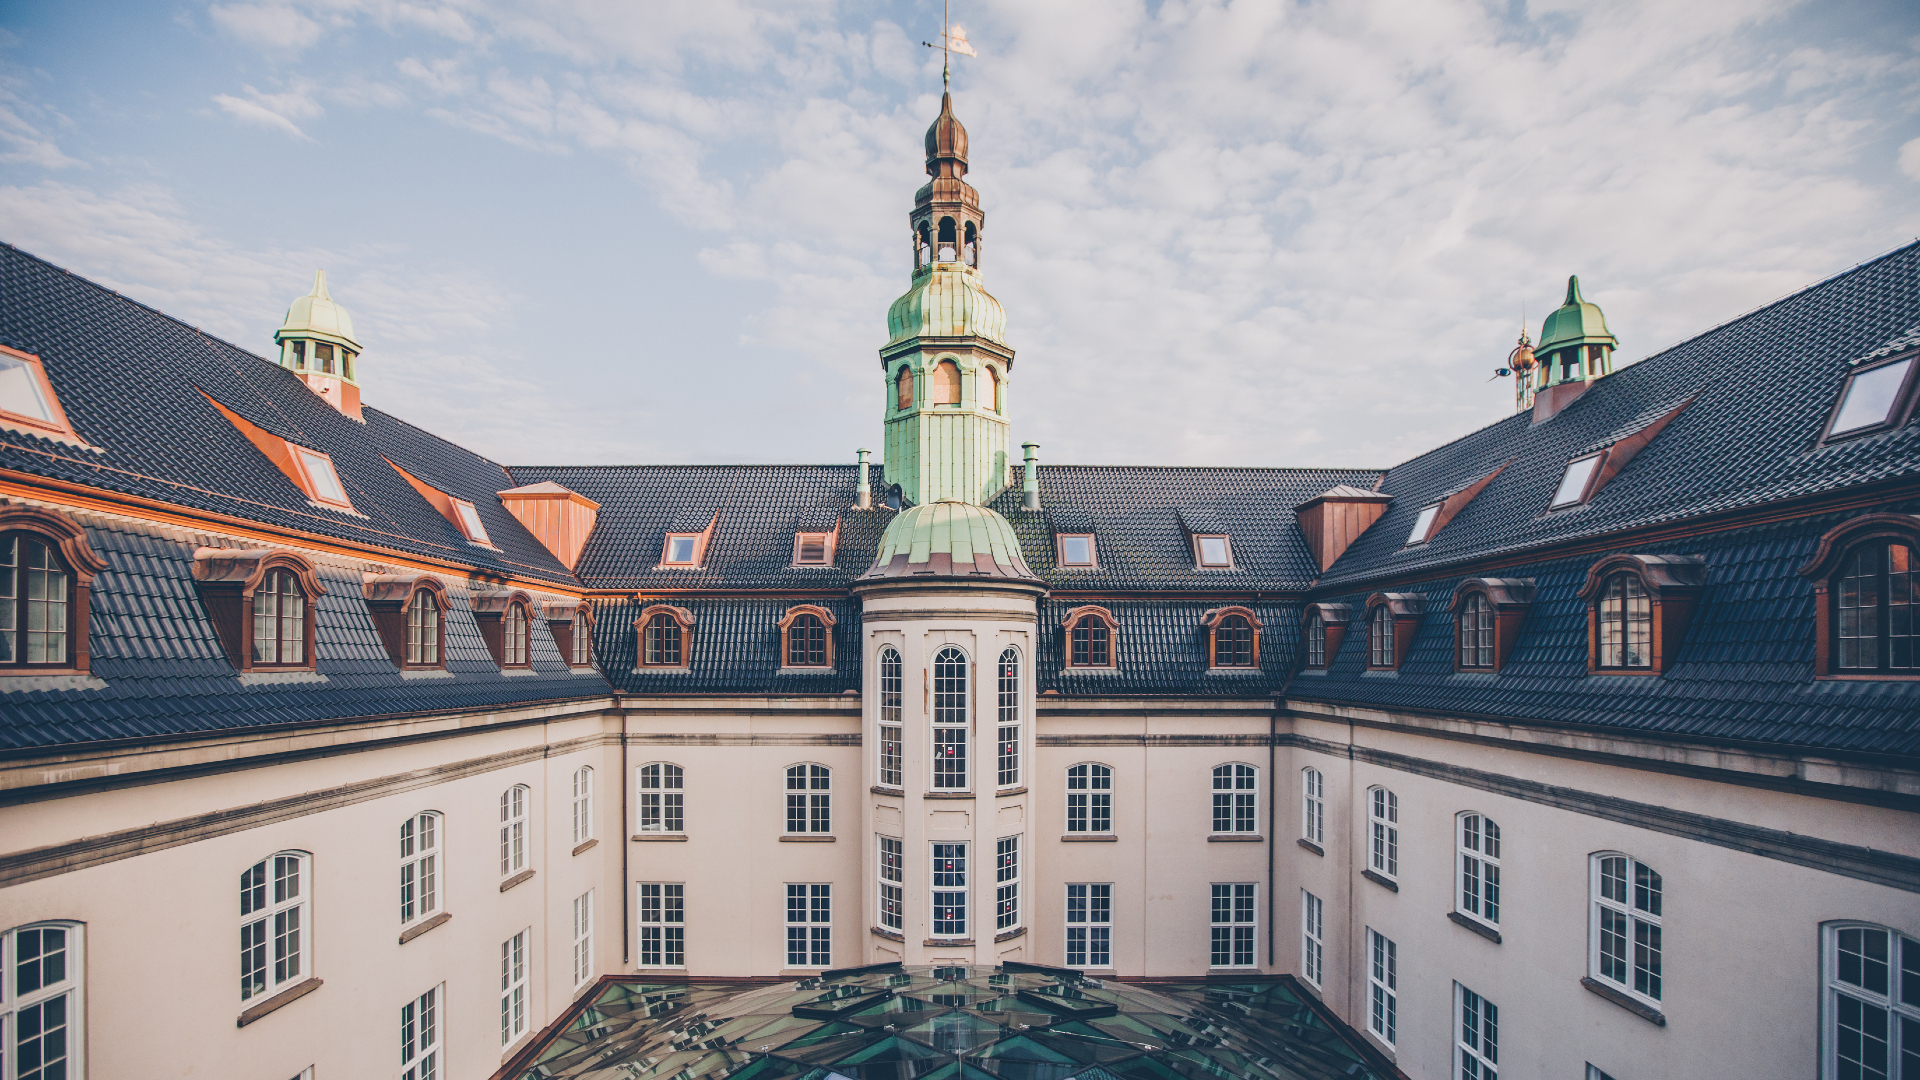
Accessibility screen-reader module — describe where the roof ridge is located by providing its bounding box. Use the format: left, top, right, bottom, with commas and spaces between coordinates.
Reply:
0, 242, 272, 366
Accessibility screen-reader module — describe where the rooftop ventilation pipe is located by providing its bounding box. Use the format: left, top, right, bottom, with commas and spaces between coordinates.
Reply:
1021, 442, 1041, 511
856, 448, 872, 509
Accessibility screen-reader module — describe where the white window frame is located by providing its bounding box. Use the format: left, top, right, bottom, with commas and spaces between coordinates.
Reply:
499, 928, 529, 1047
878, 836, 904, 932
499, 784, 529, 878
637, 762, 684, 834
931, 842, 968, 939
1551, 452, 1604, 508
571, 891, 594, 989
452, 498, 490, 544
785, 883, 832, 968
1066, 762, 1113, 834
1455, 982, 1498, 1079
637, 882, 684, 968
995, 836, 1020, 933
1066, 883, 1112, 969
1302, 767, 1325, 846
785, 763, 831, 835
1211, 763, 1259, 835
1368, 787, 1399, 880
1457, 812, 1501, 927
2, 921, 85, 1080
1406, 503, 1440, 546
241, 850, 311, 1002
1301, 891, 1324, 988
401, 983, 441, 1080
877, 647, 903, 788
931, 645, 970, 791
571, 766, 594, 846
996, 647, 1021, 788
1209, 882, 1257, 969
1590, 852, 1663, 1008
400, 811, 442, 928
1367, 928, 1397, 1046
1821, 922, 1918, 1080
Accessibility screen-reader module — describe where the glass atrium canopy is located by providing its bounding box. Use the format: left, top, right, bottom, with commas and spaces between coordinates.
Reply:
508, 964, 1398, 1080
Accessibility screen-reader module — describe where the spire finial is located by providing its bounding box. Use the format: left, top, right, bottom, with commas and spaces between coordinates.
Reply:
312, 269, 330, 299
922, 0, 976, 91
1565, 275, 1582, 305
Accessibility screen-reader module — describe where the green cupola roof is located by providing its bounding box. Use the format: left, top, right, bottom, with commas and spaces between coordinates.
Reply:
275, 270, 362, 351
860, 500, 1039, 582
1538, 275, 1618, 353
886, 263, 1008, 347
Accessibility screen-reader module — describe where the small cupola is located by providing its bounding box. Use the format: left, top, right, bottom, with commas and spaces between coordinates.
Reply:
274, 270, 365, 421
1532, 275, 1620, 422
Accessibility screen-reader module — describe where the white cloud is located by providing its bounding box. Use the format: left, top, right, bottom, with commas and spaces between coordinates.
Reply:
208, 3, 326, 50
212, 83, 323, 139
1901, 137, 1920, 181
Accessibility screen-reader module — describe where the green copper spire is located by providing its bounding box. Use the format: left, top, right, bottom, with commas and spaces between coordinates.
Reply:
1536, 275, 1619, 389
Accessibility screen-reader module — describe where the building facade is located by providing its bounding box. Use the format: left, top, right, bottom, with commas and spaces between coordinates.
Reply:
0, 93, 1916, 1080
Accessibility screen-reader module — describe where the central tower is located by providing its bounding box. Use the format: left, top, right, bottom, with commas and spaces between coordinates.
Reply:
881, 92, 1015, 506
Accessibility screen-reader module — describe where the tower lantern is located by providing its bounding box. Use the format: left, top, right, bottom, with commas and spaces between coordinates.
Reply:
274, 270, 365, 421
1530, 275, 1620, 422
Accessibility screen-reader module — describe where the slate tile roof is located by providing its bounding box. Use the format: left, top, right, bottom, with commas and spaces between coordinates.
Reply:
592, 594, 862, 695
1038, 599, 1299, 697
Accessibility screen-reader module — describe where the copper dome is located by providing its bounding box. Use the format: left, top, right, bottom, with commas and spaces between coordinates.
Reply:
924, 91, 968, 176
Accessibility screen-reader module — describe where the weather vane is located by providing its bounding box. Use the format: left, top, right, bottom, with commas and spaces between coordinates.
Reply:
922, 0, 977, 88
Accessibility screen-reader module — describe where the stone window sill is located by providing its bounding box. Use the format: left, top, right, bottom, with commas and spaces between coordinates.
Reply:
399, 911, 451, 945
1362, 869, 1399, 892
870, 926, 905, 942
871, 785, 905, 796
1581, 977, 1666, 1025
236, 977, 321, 1027
781, 835, 836, 842
1297, 838, 1324, 856
924, 937, 974, 947
1062, 834, 1117, 842
996, 786, 1028, 797
500, 869, 535, 893
572, 839, 598, 856
924, 791, 974, 800
1208, 834, 1263, 842
995, 926, 1027, 943
633, 833, 688, 841
1448, 911, 1501, 944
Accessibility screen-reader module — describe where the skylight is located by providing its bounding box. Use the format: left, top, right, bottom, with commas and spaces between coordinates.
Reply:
794, 533, 830, 564
1406, 504, 1440, 545
1058, 534, 1095, 567
452, 499, 491, 544
0, 354, 56, 425
1550, 453, 1603, 508
1828, 356, 1915, 438
1196, 535, 1232, 567
665, 536, 699, 564
292, 447, 351, 508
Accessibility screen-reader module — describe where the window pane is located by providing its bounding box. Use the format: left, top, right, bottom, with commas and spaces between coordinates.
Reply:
1407, 504, 1439, 545
1831, 357, 1913, 434
1552, 454, 1602, 507
296, 449, 348, 504
1060, 535, 1093, 565
667, 536, 697, 563
454, 500, 490, 542
1198, 537, 1230, 566
0, 355, 57, 422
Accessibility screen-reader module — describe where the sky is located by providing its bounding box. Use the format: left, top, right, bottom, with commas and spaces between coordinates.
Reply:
2, 0, 1918, 473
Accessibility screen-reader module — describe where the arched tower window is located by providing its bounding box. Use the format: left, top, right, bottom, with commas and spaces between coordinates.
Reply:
917, 222, 932, 269
996, 648, 1020, 787
963, 221, 978, 266
931, 360, 961, 406
987, 366, 1001, 413
877, 646, 903, 788
938, 217, 957, 261
897, 364, 915, 411
931, 646, 969, 790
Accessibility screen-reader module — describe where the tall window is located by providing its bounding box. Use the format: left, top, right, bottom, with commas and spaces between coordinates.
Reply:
502, 602, 530, 667
1458, 813, 1502, 926
241, 851, 308, 1001
1368, 787, 1399, 880
785, 764, 831, 834
2, 922, 82, 1080
570, 611, 594, 667
1302, 767, 1325, 846
1592, 854, 1663, 1005
997, 648, 1021, 787
1837, 542, 1919, 672
637, 884, 685, 967
1069, 615, 1112, 667
786, 884, 831, 968
1066, 884, 1111, 969
0, 534, 72, 667
571, 766, 593, 846
1210, 883, 1256, 968
252, 568, 306, 667
931, 359, 961, 405
995, 837, 1020, 932
1596, 572, 1652, 669
400, 811, 441, 927
1304, 610, 1327, 668
878, 647, 903, 788
401, 985, 440, 1080
1368, 605, 1395, 668
406, 590, 440, 666
786, 613, 828, 667
1212, 763, 1258, 834
932, 647, 969, 790
1368, 929, 1398, 1045
1456, 983, 1499, 1079
1458, 593, 1494, 669
1301, 892, 1324, 987
499, 929, 528, 1046
1823, 924, 1918, 1079
638, 763, 684, 833
878, 837, 904, 932
931, 843, 968, 938
896, 364, 914, 410
643, 613, 683, 666
1212, 614, 1255, 667
499, 785, 529, 878
571, 892, 593, 988
1066, 763, 1113, 834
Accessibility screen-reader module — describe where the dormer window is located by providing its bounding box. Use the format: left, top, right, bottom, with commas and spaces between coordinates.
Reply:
0, 507, 106, 673
362, 575, 449, 670
0, 345, 87, 447
1203, 607, 1262, 670
1576, 554, 1706, 676
779, 605, 837, 670
1823, 352, 1918, 443
191, 548, 324, 674
471, 590, 536, 670
1194, 535, 1233, 569
1364, 593, 1425, 670
291, 447, 352, 509
665, 536, 698, 564
795, 535, 829, 564
1406, 504, 1440, 546
1057, 534, 1096, 568
1550, 454, 1603, 509
1062, 606, 1118, 669
636, 605, 695, 671
451, 500, 490, 545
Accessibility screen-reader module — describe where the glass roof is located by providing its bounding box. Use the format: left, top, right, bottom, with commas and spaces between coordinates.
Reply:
510, 964, 1397, 1080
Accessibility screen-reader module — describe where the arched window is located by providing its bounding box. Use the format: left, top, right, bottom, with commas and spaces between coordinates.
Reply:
780, 607, 834, 669
406, 589, 440, 667
2, 921, 83, 1079
1591, 853, 1662, 1007
997, 648, 1020, 787
1456, 812, 1501, 927
897, 363, 915, 411
987, 366, 1001, 412
1822, 923, 1919, 1078
400, 811, 442, 927
1064, 607, 1117, 669
1457, 593, 1494, 669
1369, 604, 1395, 668
502, 601, 531, 668
252, 568, 307, 667
1836, 541, 1918, 672
1304, 610, 1327, 669
1206, 608, 1259, 668
931, 360, 961, 406
499, 785, 530, 879
963, 220, 978, 266
1301, 767, 1325, 846
1368, 787, 1399, 880
638, 607, 694, 669
1579, 554, 1704, 675
938, 216, 957, 261
1066, 763, 1112, 834
785, 763, 831, 834
1, 532, 74, 668
931, 646, 969, 790
1211, 763, 1258, 834
570, 607, 594, 667
363, 574, 446, 670
571, 766, 594, 846
638, 763, 684, 833
1595, 572, 1652, 669
917, 222, 932, 268
877, 646, 903, 788
241, 850, 310, 1002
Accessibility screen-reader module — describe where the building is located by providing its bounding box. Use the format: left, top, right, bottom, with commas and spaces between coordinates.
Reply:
0, 90, 1916, 1080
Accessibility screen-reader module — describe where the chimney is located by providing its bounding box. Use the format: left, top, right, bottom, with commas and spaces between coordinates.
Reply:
1021, 442, 1040, 511
856, 448, 872, 509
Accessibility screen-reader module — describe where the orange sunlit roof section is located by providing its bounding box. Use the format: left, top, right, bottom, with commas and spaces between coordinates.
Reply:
201, 390, 357, 512
386, 458, 496, 546
0, 344, 94, 449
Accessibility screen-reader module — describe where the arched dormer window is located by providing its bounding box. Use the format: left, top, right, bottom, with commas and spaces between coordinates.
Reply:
472, 590, 536, 670
897, 363, 915, 411
362, 574, 450, 670
636, 605, 695, 671
938, 216, 957, 261
1576, 555, 1706, 676
1799, 514, 1920, 677
1061, 605, 1117, 669
931, 359, 962, 406
779, 605, 837, 669
1203, 606, 1261, 669
1299, 603, 1350, 671
1365, 593, 1425, 670
0, 506, 105, 673
541, 599, 594, 669
1449, 578, 1535, 672
191, 546, 324, 674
